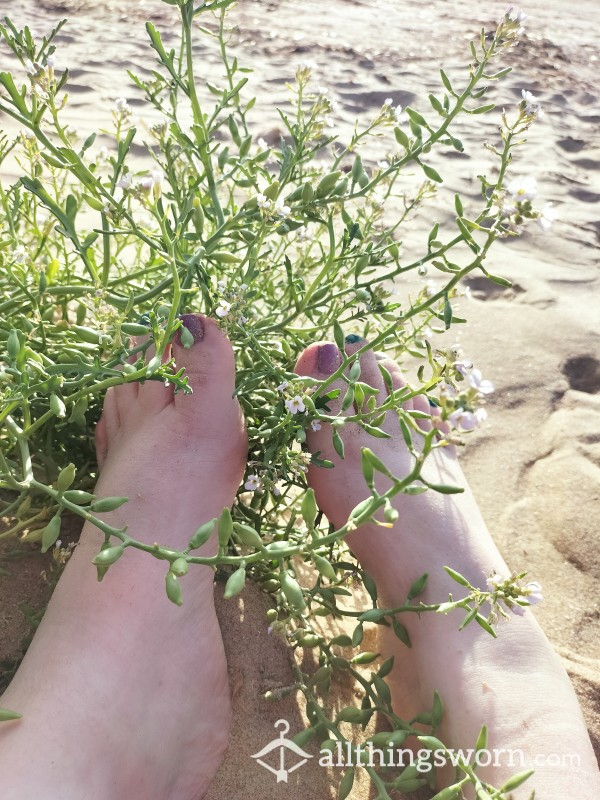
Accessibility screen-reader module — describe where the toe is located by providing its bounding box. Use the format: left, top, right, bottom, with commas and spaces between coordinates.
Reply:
95, 415, 108, 471
344, 335, 386, 406
137, 338, 174, 414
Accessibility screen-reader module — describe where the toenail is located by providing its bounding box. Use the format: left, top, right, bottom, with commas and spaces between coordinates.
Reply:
345, 333, 363, 344
317, 343, 342, 373
177, 314, 205, 347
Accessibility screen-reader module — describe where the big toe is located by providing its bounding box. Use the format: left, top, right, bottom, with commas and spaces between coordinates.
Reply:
170, 314, 246, 458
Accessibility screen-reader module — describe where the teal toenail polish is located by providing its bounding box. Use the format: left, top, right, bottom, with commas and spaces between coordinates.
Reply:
177, 314, 205, 347
345, 333, 362, 344
317, 343, 342, 373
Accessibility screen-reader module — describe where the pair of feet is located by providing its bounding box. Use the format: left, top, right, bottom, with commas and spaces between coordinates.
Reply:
0, 314, 597, 799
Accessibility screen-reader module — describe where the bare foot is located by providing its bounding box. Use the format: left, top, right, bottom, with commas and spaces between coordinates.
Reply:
296, 337, 600, 797
0, 315, 246, 800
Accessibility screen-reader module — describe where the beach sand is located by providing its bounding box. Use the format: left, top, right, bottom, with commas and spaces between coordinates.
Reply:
1, 0, 599, 797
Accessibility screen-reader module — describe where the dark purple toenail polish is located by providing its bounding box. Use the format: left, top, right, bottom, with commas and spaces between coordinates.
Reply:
177, 314, 205, 347
317, 343, 342, 374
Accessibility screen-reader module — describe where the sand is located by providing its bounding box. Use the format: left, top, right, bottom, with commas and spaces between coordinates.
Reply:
1, 0, 599, 797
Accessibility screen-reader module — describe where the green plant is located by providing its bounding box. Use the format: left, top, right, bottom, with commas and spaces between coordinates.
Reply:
0, 2, 546, 794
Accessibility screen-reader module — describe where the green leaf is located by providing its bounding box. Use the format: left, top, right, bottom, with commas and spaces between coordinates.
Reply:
0, 708, 22, 722
407, 573, 428, 601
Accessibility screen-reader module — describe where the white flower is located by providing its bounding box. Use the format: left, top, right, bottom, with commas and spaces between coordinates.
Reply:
117, 172, 133, 190
276, 381, 289, 393
454, 359, 473, 376
383, 97, 393, 106
487, 573, 506, 590
46, 55, 55, 70
507, 7, 527, 24
507, 175, 537, 202
115, 97, 129, 113
257, 137, 268, 150
257, 192, 271, 210
468, 368, 495, 395
272, 482, 282, 497
310, 419, 322, 432
97, 146, 110, 162
449, 407, 487, 431
523, 581, 543, 605
520, 89, 543, 118
285, 395, 306, 414
537, 203, 558, 232
12, 245, 27, 264
244, 474, 261, 491
215, 300, 231, 318
217, 280, 227, 290
449, 409, 475, 431
54, 539, 62, 549
273, 198, 291, 218
393, 105, 403, 124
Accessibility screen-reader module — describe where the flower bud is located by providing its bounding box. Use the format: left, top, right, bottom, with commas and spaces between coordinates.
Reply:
166, 570, 183, 606
56, 463, 76, 492
41, 515, 62, 553
224, 565, 246, 599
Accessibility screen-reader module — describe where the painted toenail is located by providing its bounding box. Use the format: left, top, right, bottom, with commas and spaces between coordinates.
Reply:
317, 343, 342, 373
345, 333, 363, 344
177, 314, 205, 347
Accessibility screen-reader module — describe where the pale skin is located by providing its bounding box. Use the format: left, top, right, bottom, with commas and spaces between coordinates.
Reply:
0, 314, 598, 798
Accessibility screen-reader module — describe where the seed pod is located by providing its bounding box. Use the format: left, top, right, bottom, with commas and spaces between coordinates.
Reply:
311, 665, 331, 684
7, 329, 21, 360
298, 632, 320, 647
179, 324, 194, 350
192, 198, 205, 235
40, 515, 62, 553
316, 170, 342, 198
339, 768, 355, 800
0, 708, 22, 722
188, 517, 217, 550
92, 544, 125, 566
350, 651, 380, 665
331, 177, 348, 196
218, 508, 233, 548
291, 727, 315, 747
71, 325, 102, 344
209, 250, 241, 264
302, 183, 314, 203
49, 394, 66, 418
56, 463, 76, 492
313, 554, 337, 582
68, 396, 88, 424
336, 707, 371, 724
279, 571, 306, 610
62, 490, 95, 505
301, 488, 318, 529
165, 571, 183, 606
121, 322, 151, 336
170, 557, 189, 577
90, 496, 129, 513
233, 522, 264, 550
224, 565, 246, 599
